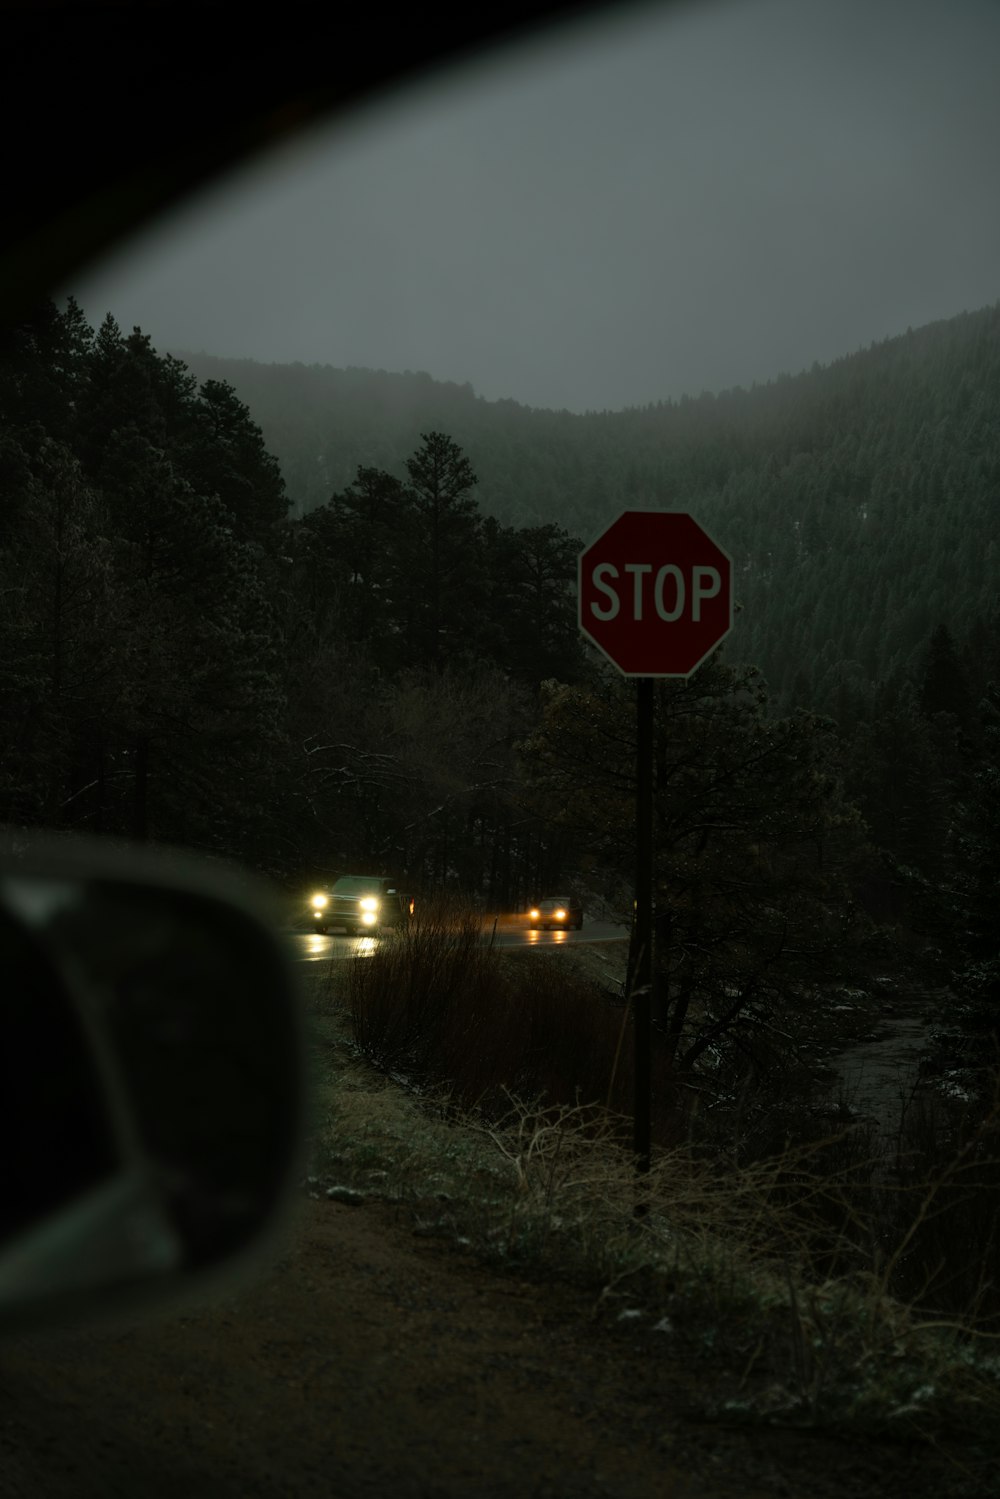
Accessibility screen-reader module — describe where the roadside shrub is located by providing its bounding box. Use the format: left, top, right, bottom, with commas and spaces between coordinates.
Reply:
348, 903, 677, 1132
306, 958, 1000, 1493
349, 897, 503, 1086
872, 1080, 1000, 1327
312, 1047, 1000, 1492
681, 1066, 1000, 1331
347, 915, 1000, 1350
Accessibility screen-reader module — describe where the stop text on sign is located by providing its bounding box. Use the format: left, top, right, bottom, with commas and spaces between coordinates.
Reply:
590, 562, 722, 623
577, 511, 732, 678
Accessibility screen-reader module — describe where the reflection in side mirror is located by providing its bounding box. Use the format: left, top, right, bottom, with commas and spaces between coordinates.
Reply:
0, 836, 304, 1331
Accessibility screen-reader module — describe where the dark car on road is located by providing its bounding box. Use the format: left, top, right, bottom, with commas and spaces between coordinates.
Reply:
310, 876, 415, 935
527, 895, 583, 931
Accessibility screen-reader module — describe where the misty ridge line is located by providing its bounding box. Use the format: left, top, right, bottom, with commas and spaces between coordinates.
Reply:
167, 297, 1000, 721
169, 296, 1000, 419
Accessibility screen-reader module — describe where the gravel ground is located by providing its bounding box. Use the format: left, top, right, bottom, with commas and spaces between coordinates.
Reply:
0, 949, 977, 1499
0, 1193, 958, 1499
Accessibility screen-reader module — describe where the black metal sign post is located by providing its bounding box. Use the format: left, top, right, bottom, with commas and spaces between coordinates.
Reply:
632, 676, 654, 1209
578, 511, 733, 1216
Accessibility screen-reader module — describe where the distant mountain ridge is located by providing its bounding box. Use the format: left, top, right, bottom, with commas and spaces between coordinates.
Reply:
173, 301, 1000, 709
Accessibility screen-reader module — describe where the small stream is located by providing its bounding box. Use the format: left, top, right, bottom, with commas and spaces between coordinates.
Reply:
819, 990, 946, 1165
830, 998, 935, 1114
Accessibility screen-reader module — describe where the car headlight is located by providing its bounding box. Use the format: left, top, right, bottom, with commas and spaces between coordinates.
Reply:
311, 894, 328, 909
359, 896, 379, 912
360, 911, 378, 926
554, 909, 566, 920
529, 908, 540, 920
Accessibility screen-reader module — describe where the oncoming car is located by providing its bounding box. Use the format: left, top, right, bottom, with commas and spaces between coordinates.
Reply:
310, 875, 415, 935
527, 895, 583, 931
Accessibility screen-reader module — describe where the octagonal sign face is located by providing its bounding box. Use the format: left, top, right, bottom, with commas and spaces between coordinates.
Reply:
578, 511, 732, 677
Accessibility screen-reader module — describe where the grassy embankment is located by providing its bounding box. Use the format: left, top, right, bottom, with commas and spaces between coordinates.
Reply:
303, 907, 1000, 1494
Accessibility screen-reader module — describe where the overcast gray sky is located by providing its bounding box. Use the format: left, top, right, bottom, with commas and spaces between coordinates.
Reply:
70, 0, 1000, 414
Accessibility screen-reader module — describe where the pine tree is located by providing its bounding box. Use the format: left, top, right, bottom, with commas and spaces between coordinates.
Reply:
920, 622, 972, 727
946, 683, 1000, 1036
0, 298, 90, 442
482, 521, 585, 684
400, 432, 482, 668
0, 436, 124, 829
519, 660, 875, 1094
185, 378, 288, 548
0, 310, 289, 859
314, 464, 410, 663
845, 691, 951, 890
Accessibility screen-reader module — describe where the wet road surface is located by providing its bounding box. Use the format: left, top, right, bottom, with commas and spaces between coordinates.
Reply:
285, 921, 629, 963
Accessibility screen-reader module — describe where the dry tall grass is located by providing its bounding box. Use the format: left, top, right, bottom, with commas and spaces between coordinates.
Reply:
328, 917, 1000, 1491
348, 899, 674, 1129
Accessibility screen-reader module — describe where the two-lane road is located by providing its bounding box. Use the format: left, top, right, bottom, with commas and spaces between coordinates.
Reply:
286, 921, 628, 963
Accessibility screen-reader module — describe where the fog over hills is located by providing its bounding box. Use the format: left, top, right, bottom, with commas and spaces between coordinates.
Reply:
174, 300, 1000, 711
73, 0, 1000, 416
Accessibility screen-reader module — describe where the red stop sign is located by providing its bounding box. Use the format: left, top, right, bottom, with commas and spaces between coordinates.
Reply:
578, 511, 732, 677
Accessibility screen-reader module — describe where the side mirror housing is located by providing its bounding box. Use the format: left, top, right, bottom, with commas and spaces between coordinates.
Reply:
0, 835, 305, 1331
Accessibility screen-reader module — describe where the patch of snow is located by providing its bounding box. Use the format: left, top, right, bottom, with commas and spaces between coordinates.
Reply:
326, 1185, 365, 1206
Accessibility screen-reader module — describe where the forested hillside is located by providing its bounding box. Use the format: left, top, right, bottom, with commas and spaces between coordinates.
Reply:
3, 296, 999, 1082
0, 301, 586, 892
177, 302, 1000, 712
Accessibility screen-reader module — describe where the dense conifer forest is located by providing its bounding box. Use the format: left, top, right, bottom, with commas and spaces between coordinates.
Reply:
178, 302, 1000, 715
2, 297, 998, 1056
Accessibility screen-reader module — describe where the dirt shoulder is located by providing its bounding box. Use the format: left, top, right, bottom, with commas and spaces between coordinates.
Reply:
0, 957, 976, 1499
500, 935, 630, 989
0, 1192, 948, 1499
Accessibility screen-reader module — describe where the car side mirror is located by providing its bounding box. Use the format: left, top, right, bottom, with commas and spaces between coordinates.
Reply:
0, 835, 304, 1332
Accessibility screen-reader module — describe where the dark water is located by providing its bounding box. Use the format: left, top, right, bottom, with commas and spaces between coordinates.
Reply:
827, 994, 940, 1139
